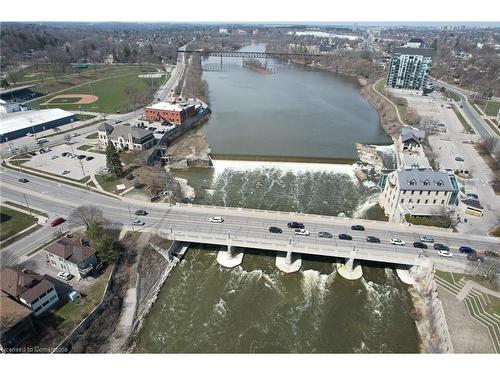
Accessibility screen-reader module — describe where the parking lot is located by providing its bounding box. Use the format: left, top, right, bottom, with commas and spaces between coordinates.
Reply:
23, 144, 106, 180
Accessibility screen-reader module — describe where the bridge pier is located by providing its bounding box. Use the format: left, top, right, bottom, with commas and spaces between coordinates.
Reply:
276, 250, 302, 273
337, 246, 363, 280
216, 242, 244, 268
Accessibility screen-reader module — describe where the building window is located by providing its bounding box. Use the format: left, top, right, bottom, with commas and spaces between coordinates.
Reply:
441, 200, 445, 204
34, 306, 42, 312
433, 199, 437, 204
417, 199, 420, 204
409, 199, 413, 203
401, 199, 404, 203
50, 295, 57, 301
411, 191, 414, 195
425, 200, 428, 204
419, 191, 423, 195
42, 300, 49, 307
428, 191, 431, 195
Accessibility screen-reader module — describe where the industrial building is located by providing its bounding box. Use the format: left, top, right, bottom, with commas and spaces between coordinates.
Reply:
386, 39, 435, 91
144, 101, 197, 125
0, 108, 76, 142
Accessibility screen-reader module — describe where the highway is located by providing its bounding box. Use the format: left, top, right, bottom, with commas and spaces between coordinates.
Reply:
1, 168, 498, 268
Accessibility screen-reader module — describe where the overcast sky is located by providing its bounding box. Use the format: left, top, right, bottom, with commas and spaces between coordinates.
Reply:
1, 0, 499, 23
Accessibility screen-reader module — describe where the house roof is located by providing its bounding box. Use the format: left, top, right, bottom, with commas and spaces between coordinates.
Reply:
45, 238, 96, 264
401, 126, 425, 144
108, 125, 152, 141
394, 47, 435, 58
18, 279, 54, 304
0, 292, 32, 333
0, 267, 43, 298
97, 122, 114, 133
396, 169, 453, 192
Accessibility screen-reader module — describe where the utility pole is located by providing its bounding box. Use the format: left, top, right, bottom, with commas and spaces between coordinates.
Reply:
23, 194, 34, 218
127, 203, 135, 232
79, 159, 90, 190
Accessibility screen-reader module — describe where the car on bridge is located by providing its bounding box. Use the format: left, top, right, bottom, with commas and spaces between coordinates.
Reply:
351, 225, 365, 231
18, 178, 29, 183
459, 246, 476, 254
434, 243, 449, 251
438, 250, 453, 258
413, 241, 428, 249
390, 238, 405, 246
338, 234, 352, 241
366, 236, 380, 243
133, 219, 145, 226
294, 229, 310, 236
287, 222, 305, 229
318, 231, 333, 238
269, 226, 283, 234
209, 216, 224, 223
135, 210, 148, 216
420, 236, 434, 243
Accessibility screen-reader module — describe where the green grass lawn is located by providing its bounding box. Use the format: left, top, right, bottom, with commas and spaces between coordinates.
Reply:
485, 296, 500, 316
475, 99, 500, 117
30, 72, 167, 114
76, 144, 94, 151
435, 270, 455, 284
3, 201, 47, 217
452, 105, 475, 133
85, 132, 99, 139
95, 174, 127, 193
0, 206, 38, 241
442, 89, 461, 102
55, 267, 111, 331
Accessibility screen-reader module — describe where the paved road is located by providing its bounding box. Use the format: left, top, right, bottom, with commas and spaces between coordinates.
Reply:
434, 79, 499, 142
1, 168, 498, 268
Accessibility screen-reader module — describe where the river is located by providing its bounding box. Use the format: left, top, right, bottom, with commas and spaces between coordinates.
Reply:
134, 43, 418, 353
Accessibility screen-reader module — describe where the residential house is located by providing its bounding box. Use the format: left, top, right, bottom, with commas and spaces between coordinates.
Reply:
0, 291, 35, 352
0, 267, 59, 316
44, 237, 98, 280
97, 123, 155, 151
400, 126, 425, 152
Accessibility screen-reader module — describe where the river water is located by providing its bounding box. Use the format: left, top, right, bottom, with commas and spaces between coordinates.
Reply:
134, 43, 418, 353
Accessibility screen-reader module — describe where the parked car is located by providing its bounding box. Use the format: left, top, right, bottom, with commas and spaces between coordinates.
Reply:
294, 229, 310, 236
390, 238, 405, 246
413, 241, 428, 249
269, 226, 283, 234
287, 222, 305, 229
61, 152, 69, 157
148, 126, 157, 131
438, 250, 453, 258
455, 156, 464, 162
18, 178, 29, 183
150, 195, 160, 202
351, 225, 365, 231
467, 253, 484, 262
466, 193, 479, 200
484, 251, 499, 258
36, 138, 48, 144
77, 155, 86, 160
318, 231, 333, 238
434, 243, 449, 251
366, 236, 380, 243
209, 216, 224, 223
338, 234, 352, 241
133, 219, 145, 226
61, 170, 70, 175
57, 271, 73, 281
85, 156, 94, 161
50, 155, 58, 160
420, 236, 434, 243
459, 246, 476, 254
135, 210, 148, 216
114, 120, 122, 124
50, 217, 65, 227
72, 132, 80, 137
26, 132, 33, 137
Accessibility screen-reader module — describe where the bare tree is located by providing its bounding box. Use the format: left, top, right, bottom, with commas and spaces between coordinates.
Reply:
70, 206, 104, 230
474, 258, 500, 283
63, 133, 72, 144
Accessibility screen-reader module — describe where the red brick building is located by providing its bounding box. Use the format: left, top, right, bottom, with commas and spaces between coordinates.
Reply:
144, 102, 197, 125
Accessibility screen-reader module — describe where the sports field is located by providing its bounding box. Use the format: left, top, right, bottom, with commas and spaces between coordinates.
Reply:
30, 72, 167, 113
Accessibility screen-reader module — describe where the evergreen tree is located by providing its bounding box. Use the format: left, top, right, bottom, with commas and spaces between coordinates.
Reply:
106, 142, 124, 177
